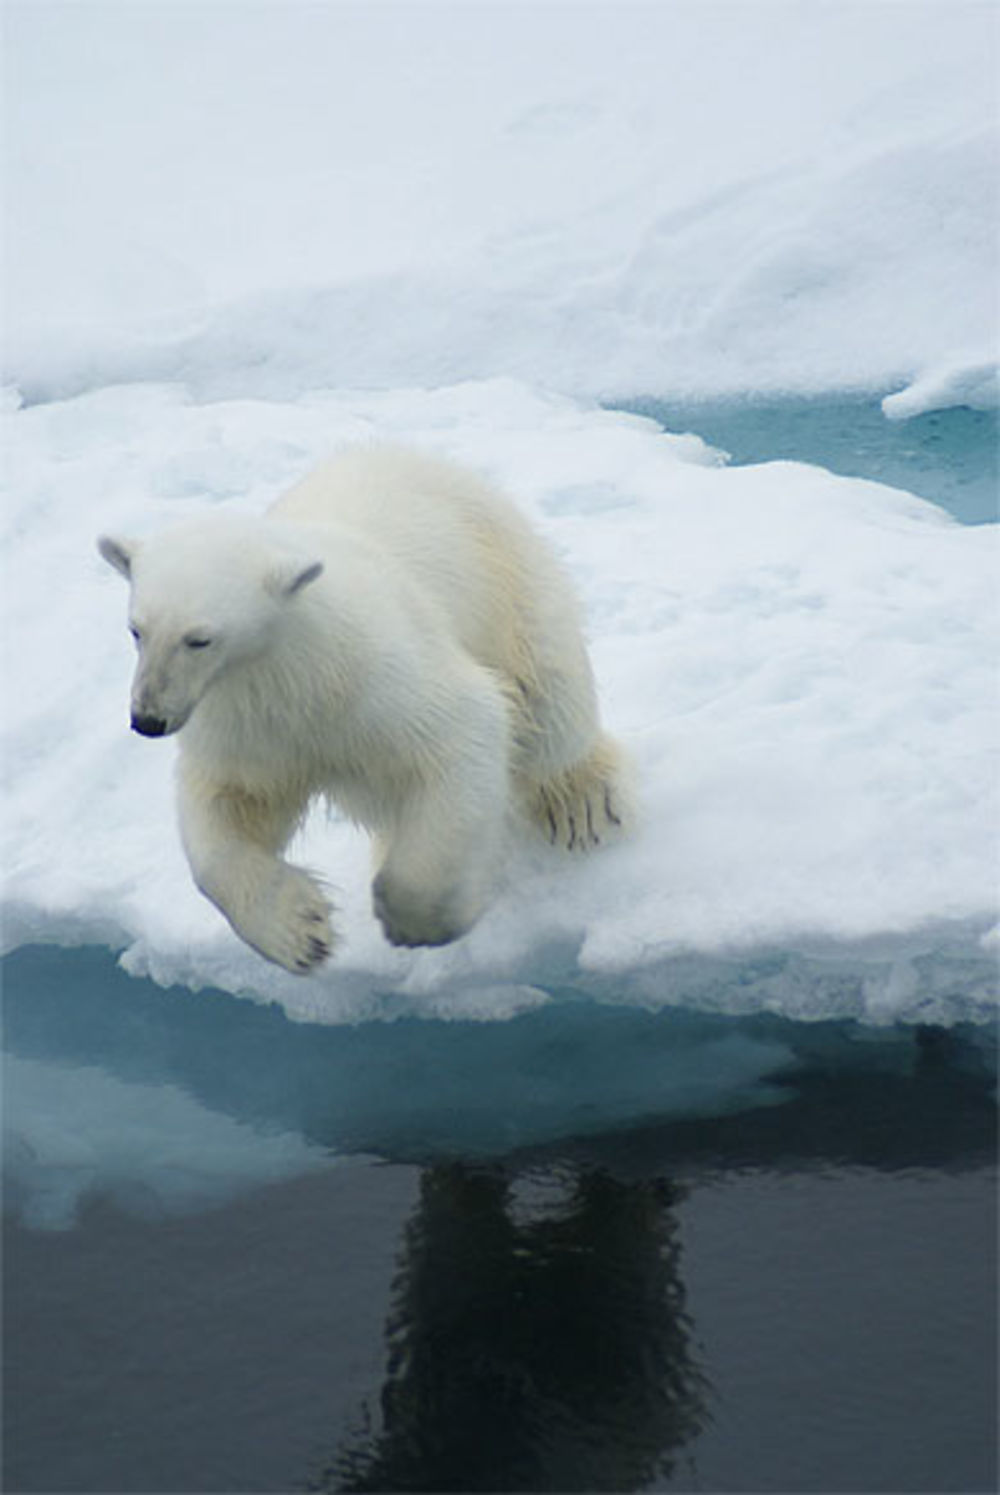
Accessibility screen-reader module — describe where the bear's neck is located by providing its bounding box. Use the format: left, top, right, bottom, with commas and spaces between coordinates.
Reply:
180, 595, 436, 808
183, 601, 368, 783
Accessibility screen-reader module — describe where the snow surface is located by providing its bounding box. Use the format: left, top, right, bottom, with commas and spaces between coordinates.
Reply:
5, 0, 998, 406
2, 1, 998, 1030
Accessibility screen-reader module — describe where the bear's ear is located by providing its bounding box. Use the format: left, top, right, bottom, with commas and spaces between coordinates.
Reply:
267, 558, 324, 599
97, 534, 136, 580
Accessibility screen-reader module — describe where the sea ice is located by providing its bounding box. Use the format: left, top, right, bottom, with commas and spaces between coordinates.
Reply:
2, 381, 995, 1026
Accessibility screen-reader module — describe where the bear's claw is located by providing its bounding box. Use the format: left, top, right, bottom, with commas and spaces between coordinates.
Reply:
242, 866, 335, 974
527, 738, 631, 853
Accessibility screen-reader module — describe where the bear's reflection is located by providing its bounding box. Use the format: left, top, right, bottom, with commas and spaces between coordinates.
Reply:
320, 1163, 709, 1493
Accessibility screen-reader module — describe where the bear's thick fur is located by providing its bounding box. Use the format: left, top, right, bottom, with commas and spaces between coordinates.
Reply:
99, 447, 630, 972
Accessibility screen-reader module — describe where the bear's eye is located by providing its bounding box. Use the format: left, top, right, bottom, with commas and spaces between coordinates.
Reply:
128, 623, 142, 644
184, 634, 213, 650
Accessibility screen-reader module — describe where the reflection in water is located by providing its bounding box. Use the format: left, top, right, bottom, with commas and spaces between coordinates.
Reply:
3, 949, 995, 1494
319, 1163, 708, 1494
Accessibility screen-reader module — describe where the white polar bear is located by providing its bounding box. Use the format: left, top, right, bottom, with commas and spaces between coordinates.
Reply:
98, 446, 630, 974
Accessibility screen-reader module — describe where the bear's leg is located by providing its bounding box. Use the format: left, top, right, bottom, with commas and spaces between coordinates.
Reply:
508, 636, 632, 853
370, 684, 509, 948
177, 767, 333, 974
371, 790, 502, 948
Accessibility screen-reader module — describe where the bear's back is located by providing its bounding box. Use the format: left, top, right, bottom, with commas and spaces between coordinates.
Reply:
268, 446, 582, 686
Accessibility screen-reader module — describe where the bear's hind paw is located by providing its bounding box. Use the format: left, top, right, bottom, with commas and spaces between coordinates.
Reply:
526, 747, 632, 853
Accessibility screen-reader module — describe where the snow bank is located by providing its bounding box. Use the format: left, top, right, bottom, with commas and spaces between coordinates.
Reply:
2, 381, 995, 1026
5, 1, 997, 406
882, 358, 1000, 421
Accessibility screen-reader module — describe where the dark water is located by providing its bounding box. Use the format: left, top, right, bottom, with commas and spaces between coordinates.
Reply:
2, 946, 997, 1494
612, 395, 999, 525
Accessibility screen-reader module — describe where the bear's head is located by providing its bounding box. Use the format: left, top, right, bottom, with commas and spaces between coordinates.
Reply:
97, 518, 323, 737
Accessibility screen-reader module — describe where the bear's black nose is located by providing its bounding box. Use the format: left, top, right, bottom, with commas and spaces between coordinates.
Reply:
131, 713, 168, 737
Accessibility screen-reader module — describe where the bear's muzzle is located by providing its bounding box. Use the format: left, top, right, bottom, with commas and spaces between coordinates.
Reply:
131, 712, 170, 737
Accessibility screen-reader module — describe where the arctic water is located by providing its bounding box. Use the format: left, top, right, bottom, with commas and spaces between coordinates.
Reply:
3, 937, 997, 1494
617, 395, 999, 526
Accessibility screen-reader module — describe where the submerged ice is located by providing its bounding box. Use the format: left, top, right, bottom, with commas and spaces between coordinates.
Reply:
8, 944, 995, 1229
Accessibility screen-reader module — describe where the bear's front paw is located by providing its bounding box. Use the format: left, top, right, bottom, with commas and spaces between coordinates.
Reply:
372, 872, 476, 949
245, 867, 335, 974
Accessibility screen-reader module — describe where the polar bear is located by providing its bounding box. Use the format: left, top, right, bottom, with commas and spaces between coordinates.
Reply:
98, 446, 630, 974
